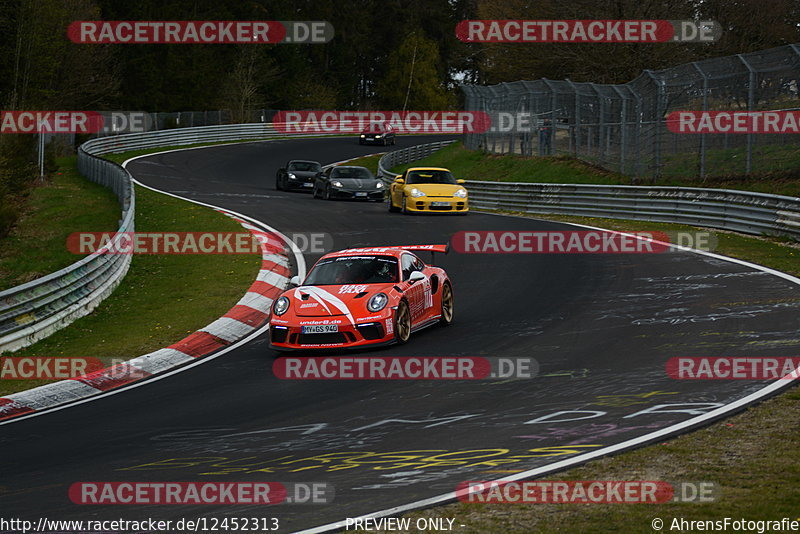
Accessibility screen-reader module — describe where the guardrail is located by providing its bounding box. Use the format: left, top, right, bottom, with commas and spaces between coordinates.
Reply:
84, 123, 291, 155
378, 141, 800, 241
466, 182, 800, 240
0, 148, 134, 353
377, 140, 457, 183
0, 123, 339, 354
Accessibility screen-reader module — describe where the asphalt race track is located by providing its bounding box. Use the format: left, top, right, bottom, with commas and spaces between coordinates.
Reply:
1, 135, 799, 532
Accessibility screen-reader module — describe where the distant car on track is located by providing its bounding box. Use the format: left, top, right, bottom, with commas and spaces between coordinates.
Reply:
269, 244, 453, 351
388, 167, 469, 214
276, 160, 322, 191
313, 165, 385, 201
359, 123, 396, 146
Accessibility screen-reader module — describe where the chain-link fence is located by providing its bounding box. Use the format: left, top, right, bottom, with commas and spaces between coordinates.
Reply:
462, 43, 800, 181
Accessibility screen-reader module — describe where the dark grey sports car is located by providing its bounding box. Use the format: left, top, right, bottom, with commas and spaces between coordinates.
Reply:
312, 165, 385, 201
276, 160, 322, 191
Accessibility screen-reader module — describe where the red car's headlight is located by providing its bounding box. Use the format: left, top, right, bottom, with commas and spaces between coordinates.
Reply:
273, 296, 290, 316
367, 292, 388, 312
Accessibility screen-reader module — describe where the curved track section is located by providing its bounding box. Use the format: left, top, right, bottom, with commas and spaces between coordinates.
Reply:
1, 136, 798, 533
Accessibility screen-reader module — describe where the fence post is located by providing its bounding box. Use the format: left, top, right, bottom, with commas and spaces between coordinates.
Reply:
692, 62, 710, 180
592, 84, 604, 165
737, 54, 757, 174
612, 86, 628, 176
644, 70, 665, 182
628, 85, 644, 180
567, 80, 580, 157
542, 79, 557, 156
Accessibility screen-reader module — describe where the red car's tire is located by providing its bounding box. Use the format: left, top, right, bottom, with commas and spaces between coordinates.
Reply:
439, 282, 454, 326
393, 300, 411, 344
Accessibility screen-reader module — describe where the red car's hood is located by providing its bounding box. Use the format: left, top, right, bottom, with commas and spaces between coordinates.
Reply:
291, 284, 395, 318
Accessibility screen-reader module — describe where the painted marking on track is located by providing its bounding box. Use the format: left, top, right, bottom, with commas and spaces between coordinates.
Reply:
295, 211, 800, 534
118, 446, 604, 475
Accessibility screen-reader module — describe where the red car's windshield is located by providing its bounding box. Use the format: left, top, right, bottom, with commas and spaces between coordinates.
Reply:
303, 256, 399, 285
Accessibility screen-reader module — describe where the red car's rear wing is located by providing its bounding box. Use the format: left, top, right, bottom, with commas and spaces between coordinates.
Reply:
397, 244, 449, 254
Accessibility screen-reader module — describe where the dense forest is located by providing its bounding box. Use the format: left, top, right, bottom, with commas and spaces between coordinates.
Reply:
1, 0, 799, 234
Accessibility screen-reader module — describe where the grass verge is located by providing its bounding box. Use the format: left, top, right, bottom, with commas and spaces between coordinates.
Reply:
0, 179, 261, 395
339, 154, 383, 174
0, 157, 120, 291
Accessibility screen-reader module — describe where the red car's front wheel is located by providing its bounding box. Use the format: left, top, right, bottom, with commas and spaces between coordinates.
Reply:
394, 300, 411, 344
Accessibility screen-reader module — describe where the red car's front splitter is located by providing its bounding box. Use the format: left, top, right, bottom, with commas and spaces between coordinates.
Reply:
268, 321, 394, 351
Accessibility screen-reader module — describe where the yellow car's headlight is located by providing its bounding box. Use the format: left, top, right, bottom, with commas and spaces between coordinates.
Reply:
454, 188, 468, 198
410, 188, 426, 198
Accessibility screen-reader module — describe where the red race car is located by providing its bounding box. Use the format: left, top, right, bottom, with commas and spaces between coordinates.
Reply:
269, 245, 453, 350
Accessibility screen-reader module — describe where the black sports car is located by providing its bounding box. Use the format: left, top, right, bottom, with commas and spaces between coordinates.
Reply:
312, 165, 386, 201
276, 160, 322, 191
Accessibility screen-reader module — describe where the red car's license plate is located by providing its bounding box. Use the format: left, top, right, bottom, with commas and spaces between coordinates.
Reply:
302, 324, 338, 334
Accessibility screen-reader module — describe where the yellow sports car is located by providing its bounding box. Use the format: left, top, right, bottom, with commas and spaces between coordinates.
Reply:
388, 167, 469, 214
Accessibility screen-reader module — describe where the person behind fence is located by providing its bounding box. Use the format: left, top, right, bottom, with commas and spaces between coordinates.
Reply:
539, 118, 552, 155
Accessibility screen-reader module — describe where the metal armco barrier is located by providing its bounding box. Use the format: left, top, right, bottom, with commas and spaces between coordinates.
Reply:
84, 122, 302, 155
465, 182, 800, 240
0, 147, 134, 353
0, 123, 333, 354
378, 141, 800, 240
377, 140, 457, 183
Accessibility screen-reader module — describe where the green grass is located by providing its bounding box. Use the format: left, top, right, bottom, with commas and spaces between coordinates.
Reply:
660, 144, 800, 190
0, 157, 120, 291
0, 183, 261, 395
392, 142, 623, 185
395, 142, 800, 197
339, 154, 382, 174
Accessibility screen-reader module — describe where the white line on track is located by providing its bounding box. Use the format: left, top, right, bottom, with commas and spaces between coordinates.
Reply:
295, 211, 800, 534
